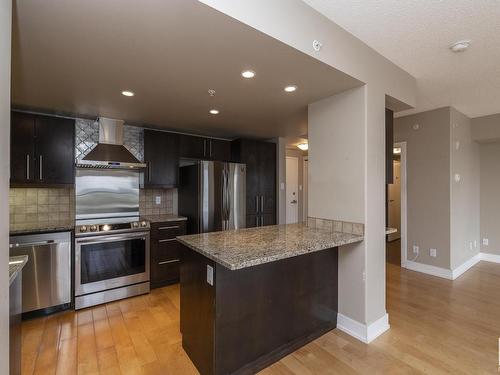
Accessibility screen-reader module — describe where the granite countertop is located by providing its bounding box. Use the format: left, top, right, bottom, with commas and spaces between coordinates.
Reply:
10, 221, 75, 236
9, 255, 28, 286
386, 227, 398, 235
141, 214, 187, 223
177, 223, 364, 270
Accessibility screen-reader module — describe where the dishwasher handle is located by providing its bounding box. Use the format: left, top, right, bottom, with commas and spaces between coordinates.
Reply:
9, 240, 57, 248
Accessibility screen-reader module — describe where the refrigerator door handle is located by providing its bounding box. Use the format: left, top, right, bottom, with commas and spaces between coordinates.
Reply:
261, 195, 264, 213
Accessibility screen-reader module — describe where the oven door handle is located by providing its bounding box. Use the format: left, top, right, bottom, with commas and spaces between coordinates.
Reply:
76, 234, 148, 244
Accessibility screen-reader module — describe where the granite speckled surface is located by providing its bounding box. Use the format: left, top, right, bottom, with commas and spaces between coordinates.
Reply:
177, 223, 364, 270
141, 214, 187, 223
9, 255, 28, 286
10, 221, 74, 235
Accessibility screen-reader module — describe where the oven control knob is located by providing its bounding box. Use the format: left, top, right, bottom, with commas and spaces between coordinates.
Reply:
80, 225, 88, 233
132, 222, 139, 228
90, 225, 98, 232
141, 221, 148, 228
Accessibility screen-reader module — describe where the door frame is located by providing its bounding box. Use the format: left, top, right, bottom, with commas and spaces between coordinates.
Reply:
395, 141, 407, 266
285, 156, 299, 224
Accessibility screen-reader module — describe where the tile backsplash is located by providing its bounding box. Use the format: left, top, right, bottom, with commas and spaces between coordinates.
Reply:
9, 188, 74, 230
10, 187, 178, 231
307, 216, 364, 236
140, 188, 177, 216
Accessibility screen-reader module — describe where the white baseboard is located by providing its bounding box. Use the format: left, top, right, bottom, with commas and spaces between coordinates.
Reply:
452, 254, 481, 279
403, 260, 453, 279
337, 313, 389, 344
480, 252, 500, 263
403, 253, 500, 280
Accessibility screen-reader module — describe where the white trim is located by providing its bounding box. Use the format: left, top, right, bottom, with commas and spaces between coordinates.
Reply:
337, 313, 390, 344
480, 252, 500, 263
403, 253, 500, 280
403, 260, 453, 279
451, 254, 481, 279
394, 141, 408, 266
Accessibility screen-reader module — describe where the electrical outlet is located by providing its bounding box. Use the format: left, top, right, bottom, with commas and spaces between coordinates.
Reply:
430, 248, 437, 257
469, 242, 473, 251
483, 238, 489, 246
474, 240, 477, 249
155, 196, 161, 205
413, 245, 419, 254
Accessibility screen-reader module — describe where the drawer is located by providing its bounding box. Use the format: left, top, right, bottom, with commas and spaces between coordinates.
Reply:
151, 258, 180, 288
152, 238, 180, 262
151, 221, 186, 239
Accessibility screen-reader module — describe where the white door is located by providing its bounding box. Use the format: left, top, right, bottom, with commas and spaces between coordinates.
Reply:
388, 160, 401, 241
286, 157, 299, 224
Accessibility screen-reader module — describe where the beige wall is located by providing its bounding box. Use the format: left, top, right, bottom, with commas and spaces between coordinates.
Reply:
450, 108, 480, 269
480, 143, 500, 255
309, 87, 366, 324
0, 0, 11, 371
285, 149, 307, 222
471, 113, 500, 143
394, 108, 451, 268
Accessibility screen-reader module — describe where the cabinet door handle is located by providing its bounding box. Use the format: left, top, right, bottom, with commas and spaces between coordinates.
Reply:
158, 225, 180, 230
158, 259, 179, 265
26, 154, 30, 180
158, 238, 177, 243
148, 162, 152, 182
39, 155, 43, 180
256, 216, 259, 226
209, 140, 212, 157
260, 195, 264, 212
203, 139, 207, 157
256, 196, 259, 213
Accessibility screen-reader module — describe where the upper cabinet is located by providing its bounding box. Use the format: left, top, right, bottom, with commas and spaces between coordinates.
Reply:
11, 112, 75, 186
231, 139, 276, 228
144, 129, 179, 188
179, 134, 231, 161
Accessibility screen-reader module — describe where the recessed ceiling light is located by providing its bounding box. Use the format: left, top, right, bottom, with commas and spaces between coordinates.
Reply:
209, 109, 219, 115
450, 40, 471, 53
284, 85, 297, 93
241, 70, 256, 79
121, 90, 135, 97
297, 143, 308, 151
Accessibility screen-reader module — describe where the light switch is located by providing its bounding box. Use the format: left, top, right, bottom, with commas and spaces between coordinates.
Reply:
280, 182, 285, 191
155, 196, 161, 205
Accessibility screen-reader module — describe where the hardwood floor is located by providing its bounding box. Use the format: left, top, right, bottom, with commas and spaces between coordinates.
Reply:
22, 262, 500, 374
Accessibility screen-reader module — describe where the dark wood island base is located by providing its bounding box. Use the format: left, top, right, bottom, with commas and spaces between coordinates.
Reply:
180, 244, 339, 375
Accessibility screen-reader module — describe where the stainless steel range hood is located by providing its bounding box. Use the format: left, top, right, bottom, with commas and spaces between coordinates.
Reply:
77, 118, 146, 169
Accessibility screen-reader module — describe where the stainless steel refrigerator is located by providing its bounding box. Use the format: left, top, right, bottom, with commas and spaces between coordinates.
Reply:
179, 161, 246, 234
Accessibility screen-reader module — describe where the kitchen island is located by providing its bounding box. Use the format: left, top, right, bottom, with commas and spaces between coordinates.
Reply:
177, 223, 363, 375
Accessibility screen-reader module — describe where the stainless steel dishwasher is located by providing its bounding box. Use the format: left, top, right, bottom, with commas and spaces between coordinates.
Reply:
9, 231, 72, 314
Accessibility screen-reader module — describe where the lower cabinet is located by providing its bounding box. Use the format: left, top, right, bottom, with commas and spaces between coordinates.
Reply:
150, 220, 186, 288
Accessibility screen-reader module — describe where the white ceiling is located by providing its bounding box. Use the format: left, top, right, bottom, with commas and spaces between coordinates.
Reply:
302, 0, 500, 118
12, 0, 361, 141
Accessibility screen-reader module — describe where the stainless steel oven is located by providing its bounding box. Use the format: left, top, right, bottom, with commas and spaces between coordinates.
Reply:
74, 229, 150, 309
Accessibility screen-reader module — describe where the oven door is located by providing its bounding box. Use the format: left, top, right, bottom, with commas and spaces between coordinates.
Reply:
75, 231, 150, 296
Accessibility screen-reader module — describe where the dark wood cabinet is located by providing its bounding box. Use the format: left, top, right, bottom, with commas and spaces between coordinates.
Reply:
11, 112, 75, 186
179, 134, 231, 161
144, 130, 179, 188
150, 220, 187, 288
232, 139, 276, 227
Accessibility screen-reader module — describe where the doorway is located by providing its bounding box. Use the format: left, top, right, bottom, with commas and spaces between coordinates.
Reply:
387, 142, 407, 267
286, 156, 299, 224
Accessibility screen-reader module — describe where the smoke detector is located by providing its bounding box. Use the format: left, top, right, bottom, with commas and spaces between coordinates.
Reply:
312, 40, 323, 52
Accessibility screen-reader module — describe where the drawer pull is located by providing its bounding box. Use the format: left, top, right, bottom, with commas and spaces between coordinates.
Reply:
158, 238, 177, 243
158, 225, 180, 230
158, 259, 180, 265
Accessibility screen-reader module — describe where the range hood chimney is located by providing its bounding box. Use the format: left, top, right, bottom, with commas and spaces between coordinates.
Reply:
77, 117, 146, 169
